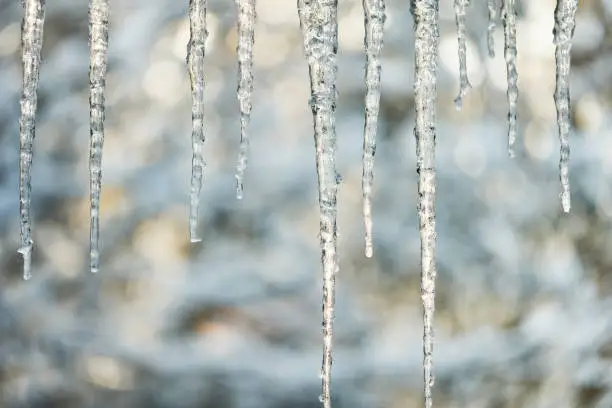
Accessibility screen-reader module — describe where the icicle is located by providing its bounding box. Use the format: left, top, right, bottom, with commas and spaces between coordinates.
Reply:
361, 0, 385, 258
297, 0, 339, 407
88, 0, 110, 273
234, 0, 256, 200
487, 0, 497, 58
501, 0, 518, 158
18, 0, 46, 281
553, 0, 577, 214
410, 1, 439, 407
187, 0, 208, 243
453, 0, 471, 110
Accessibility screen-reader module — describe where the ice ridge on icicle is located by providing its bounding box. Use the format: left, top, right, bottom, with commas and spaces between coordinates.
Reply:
297, 0, 340, 406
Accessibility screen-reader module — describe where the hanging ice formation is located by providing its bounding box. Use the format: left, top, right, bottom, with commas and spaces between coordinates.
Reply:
234, 0, 256, 200
297, 0, 340, 406
361, 0, 385, 258
410, 0, 440, 407
88, 0, 110, 274
553, 0, 577, 213
18, 0, 46, 281
453, 0, 471, 110
187, 0, 208, 243
501, 0, 518, 157
487, 0, 497, 57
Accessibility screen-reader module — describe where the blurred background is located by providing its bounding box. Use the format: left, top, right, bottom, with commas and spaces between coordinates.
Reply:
1, 0, 612, 406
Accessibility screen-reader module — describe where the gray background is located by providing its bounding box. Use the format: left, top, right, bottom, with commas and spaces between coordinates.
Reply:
1, 0, 612, 406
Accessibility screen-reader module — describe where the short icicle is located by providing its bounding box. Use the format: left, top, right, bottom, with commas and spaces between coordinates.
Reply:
297, 0, 340, 407
553, 0, 577, 213
453, 0, 471, 110
361, 0, 386, 258
487, 0, 498, 57
19, 0, 46, 281
88, 0, 110, 273
410, 1, 440, 407
234, 0, 256, 200
501, 0, 518, 157
187, 0, 208, 242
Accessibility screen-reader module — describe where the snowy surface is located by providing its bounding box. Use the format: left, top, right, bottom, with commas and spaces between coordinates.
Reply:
1, 0, 612, 407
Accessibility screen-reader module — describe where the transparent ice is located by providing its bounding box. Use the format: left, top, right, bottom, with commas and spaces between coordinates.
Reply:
18, 0, 46, 281
553, 0, 578, 213
234, 0, 256, 200
502, 0, 518, 157
187, 0, 208, 243
361, 0, 386, 258
88, 0, 110, 273
297, 0, 340, 406
410, 0, 440, 407
453, 0, 471, 110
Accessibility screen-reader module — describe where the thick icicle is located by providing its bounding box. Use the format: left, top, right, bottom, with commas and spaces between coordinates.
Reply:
487, 0, 497, 57
553, 0, 577, 213
297, 0, 339, 407
453, 0, 471, 109
361, 0, 385, 258
410, 1, 439, 407
18, 0, 46, 281
501, 0, 518, 157
88, 0, 110, 274
187, 0, 208, 242
234, 0, 256, 200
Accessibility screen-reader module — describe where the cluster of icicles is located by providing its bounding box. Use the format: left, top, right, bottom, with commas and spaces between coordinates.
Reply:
18, 0, 578, 406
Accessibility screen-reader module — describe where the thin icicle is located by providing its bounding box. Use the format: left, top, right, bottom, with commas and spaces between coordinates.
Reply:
553, 0, 577, 214
297, 0, 339, 407
453, 0, 471, 110
487, 0, 497, 58
361, 0, 385, 258
501, 0, 518, 157
19, 0, 46, 281
410, 1, 439, 407
234, 0, 256, 200
187, 0, 208, 243
88, 0, 110, 274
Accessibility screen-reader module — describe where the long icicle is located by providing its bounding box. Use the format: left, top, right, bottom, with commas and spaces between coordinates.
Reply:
187, 0, 208, 242
234, 0, 256, 200
410, 1, 439, 407
19, 0, 46, 281
487, 0, 497, 58
553, 0, 577, 214
501, 0, 518, 157
453, 0, 471, 110
361, 0, 385, 258
88, 0, 110, 274
297, 0, 339, 407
